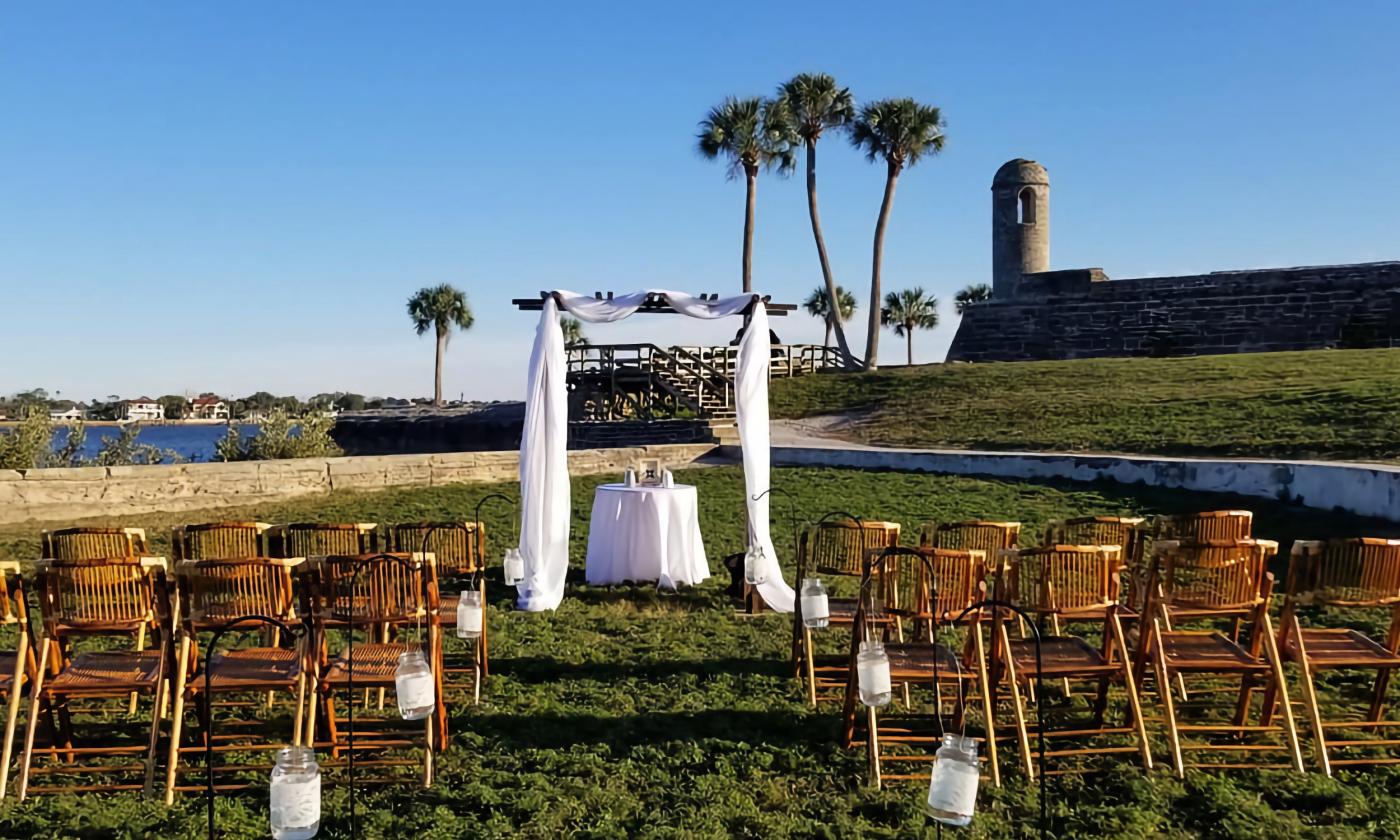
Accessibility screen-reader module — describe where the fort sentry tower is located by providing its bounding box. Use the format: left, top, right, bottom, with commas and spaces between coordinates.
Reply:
991, 158, 1049, 299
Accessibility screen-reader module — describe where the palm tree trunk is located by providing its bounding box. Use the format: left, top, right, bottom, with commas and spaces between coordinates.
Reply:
865, 162, 900, 370
824, 319, 833, 352
434, 327, 446, 406
806, 139, 857, 368
907, 329, 914, 366
742, 166, 757, 294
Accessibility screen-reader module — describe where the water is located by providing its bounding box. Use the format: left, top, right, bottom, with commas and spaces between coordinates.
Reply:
51, 424, 259, 462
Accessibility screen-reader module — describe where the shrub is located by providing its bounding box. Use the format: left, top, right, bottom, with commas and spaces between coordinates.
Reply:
0, 409, 182, 469
216, 408, 342, 461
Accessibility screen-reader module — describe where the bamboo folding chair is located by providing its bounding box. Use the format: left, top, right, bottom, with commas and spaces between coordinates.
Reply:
17, 557, 173, 799
163, 557, 308, 803
840, 546, 999, 789
304, 553, 443, 784
41, 527, 149, 560
990, 545, 1153, 778
273, 523, 378, 559
1274, 538, 1400, 775
790, 519, 900, 706
1137, 539, 1304, 776
1045, 517, 1149, 612
1159, 510, 1253, 542
386, 523, 488, 703
0, 562, 36, 799
172, 522, 272, 561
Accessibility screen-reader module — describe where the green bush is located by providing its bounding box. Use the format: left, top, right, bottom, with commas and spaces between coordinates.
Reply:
216, 408, 342, 461
0, 408, 182, 469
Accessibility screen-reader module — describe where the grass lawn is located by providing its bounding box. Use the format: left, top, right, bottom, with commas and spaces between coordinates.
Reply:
768, 348, 1400, 461
1, 465, 1400, 838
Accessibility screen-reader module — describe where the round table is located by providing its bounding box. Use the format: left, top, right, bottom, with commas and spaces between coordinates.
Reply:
585, 483, 710, 588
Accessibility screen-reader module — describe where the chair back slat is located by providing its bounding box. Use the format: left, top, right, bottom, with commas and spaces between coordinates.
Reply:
1047, 516, 1148, 607
1151, 539, 1275, 613
178, 558, 296, 630
316, 553, 434, 626
36, 556, 159, 636
922, 521, 1020, 563
807, 520, 900, 578
278, 523, 377, 558
1161, 510, 1253, 542
176, 522, 267, 561
1003, 545, 1120, 617
387, 523, 483, 577
1290, 538, 1400, 607
42, 527, 148, 561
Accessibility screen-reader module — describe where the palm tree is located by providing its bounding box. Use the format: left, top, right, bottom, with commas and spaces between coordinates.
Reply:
697, 96, 796, 293
406, 284, 475, 406
954, 283, 992, 314
777, 73, 858, 367
561, 317, 588, 347
881, 287, 939, 366
803, 285, 857, 353
849, 98, 946, 369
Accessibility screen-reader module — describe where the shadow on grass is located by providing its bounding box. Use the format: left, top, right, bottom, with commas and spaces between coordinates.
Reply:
468, 708, 829, 750
492, 655, 790, 684
563, 585, 725, 610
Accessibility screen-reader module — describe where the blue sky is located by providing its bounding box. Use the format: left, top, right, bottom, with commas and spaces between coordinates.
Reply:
4, 2, 1398, 401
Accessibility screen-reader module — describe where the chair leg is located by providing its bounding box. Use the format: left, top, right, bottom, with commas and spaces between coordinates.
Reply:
143, 663, 169, 798
1111, 614, 1154, 772
421, 713, 434, 788
1288, 615, 1331, 776
999, 623, 1034, 778
803, 627, 817, 707
866, 704, 882, 790
1369, 668, 1394, 723
163, 636, 192, 805
16, 636, 51, 802
293, 671, 308, 747
972, 626, 1001, 788
129, 624, 146, 717
1259, 612, 1306, 774
0, 632, 28, 799
1149, 621, 1184, 778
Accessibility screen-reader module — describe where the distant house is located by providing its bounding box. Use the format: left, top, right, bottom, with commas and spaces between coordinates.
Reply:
121, 397, 164, 422
49, 401, 88, 423
189, 394, 230, 420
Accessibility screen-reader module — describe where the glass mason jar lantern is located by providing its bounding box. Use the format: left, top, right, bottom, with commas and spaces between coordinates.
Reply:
269, 744, 321, 840
394, 649, 435, 721
926, 733, 980, 827
456, 589, 483, 640
856, 640, 892, 707
800, 578, 829, 629
743, 544, 767, 586
502, 547, 526, 586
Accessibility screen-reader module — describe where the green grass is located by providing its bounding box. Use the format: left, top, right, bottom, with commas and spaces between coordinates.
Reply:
1, 465, 1400, 838
769, 348, 1400, 461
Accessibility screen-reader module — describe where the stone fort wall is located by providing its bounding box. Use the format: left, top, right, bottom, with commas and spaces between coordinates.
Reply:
947, 261, 1400, 362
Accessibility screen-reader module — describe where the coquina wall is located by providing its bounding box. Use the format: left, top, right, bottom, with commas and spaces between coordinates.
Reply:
948, 261, 1400, 362
0, 444, 716, 525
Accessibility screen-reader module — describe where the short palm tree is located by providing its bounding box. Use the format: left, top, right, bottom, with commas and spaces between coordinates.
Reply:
803, 285, 857, 353
697, 96, 796, 293
561, 317, 588, 347
777, 73, 858, 367
881, 287, 939, 366
849, 98, 946, 369
406, 284, 474, 406
954, 283, 993, 314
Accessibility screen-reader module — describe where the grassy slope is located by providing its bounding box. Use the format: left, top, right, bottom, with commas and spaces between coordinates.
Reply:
769, 348, 1400, 460
0, 466, 1398, 838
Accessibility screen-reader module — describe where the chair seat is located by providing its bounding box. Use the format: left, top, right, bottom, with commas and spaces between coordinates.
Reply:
885, 643, 971, 679
1160, 630, 1268, 672
1006, 636, 1115, 677
196, 647, 302, 692
1287, 628, 1400, 669
322, 643, 424, 688
48, 651, 163, 694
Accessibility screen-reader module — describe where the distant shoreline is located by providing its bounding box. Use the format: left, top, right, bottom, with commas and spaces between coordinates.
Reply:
0, 419, 245, 428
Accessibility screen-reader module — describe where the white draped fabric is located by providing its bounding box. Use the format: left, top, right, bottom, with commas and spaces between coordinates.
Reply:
585, 483, 709, 588
516, 289, 794, 612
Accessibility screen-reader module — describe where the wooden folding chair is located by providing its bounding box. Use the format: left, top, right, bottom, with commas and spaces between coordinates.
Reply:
791, 518, 900, 706
0, 562, 36, 799
273, 523, 378, 559
17, 557, 173, 799
1138, 539, 1304, 776
840, 546, 999, 789
386, 523, 488, 703
41, 527, 149, 560
1276, 538, 1400, 774
163, 556, 309, 803
172, 521, 272, 561
1159, 510, 1253, 542
1045, 516, 1149, 612
304, 553, 443, 784
990, 545, 1153, 778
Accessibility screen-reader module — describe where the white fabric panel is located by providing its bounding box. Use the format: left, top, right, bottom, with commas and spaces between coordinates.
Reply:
584, 484, 710, 588
516, 289, 794, 612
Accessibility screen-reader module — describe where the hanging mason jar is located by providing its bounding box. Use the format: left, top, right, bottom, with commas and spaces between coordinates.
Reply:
269, 744, 321, 840
800, 578, 829, 629
856, 640, 892, 707
503, 547, 526, 586
743, 544, 767, 586
394, 649, 436, 720
926, 733, 980, 826
456, 589, 484, 640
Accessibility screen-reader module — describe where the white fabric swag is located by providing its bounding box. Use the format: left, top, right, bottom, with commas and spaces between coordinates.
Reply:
516, 289, 794, 612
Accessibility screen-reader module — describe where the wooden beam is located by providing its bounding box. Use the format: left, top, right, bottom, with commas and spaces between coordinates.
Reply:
511, 292, 795, 315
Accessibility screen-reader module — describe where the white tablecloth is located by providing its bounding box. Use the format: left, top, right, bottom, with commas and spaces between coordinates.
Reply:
585, 483, 710, 588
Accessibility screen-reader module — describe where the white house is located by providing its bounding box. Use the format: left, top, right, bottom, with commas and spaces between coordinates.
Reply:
121, 397, 164, 422
49, 403, 87, 422
189, 394, 230, 420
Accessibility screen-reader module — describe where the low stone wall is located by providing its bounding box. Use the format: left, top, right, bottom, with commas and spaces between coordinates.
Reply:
0, 444, 717, 525
739, 443, 1400, 524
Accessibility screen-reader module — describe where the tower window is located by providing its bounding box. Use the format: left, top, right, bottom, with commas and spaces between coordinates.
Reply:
1017, 187, 1036, 224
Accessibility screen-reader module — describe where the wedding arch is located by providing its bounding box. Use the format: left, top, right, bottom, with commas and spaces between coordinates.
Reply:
514, 289, 794, 613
